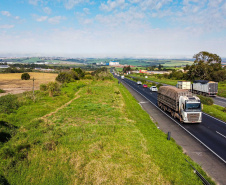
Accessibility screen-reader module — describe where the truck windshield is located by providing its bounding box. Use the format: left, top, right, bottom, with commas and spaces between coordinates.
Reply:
185, 103, 201, 111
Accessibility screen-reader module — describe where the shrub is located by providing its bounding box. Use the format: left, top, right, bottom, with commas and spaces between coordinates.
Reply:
40, 84, 47, 91
0, 89, 5, 93
223, 107, 226, 112
21, 73, 30, 80
47, 82, 60, 97
56, 71, 79, 83
157, 83, 163, 88
198, 95, 213, 105
0, 94, 20, 114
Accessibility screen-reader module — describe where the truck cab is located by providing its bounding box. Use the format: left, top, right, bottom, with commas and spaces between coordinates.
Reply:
179, 96, 202, 123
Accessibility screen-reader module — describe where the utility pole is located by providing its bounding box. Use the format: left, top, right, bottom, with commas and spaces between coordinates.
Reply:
32, 77, 35, 101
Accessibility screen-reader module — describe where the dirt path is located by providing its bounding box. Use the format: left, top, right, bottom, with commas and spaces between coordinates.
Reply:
40, 90, 81, 123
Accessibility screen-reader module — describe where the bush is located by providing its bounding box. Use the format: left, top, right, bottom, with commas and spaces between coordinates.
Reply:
223, 107, 226, 112
56, 71, 79, 83
0, 94, 20, 114
198, 95, 213, 105
0, 89, 5, 93
40, 84, 47, 91
157, 83, 163, 88
47, 82, 60, 97
21, 73, 30, 80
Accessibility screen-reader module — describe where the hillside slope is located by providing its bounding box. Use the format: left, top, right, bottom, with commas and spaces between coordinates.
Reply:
0, 80, 214, 184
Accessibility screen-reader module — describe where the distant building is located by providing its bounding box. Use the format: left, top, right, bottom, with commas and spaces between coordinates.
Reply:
0, 65, 9, 69
109, 61, 119, 66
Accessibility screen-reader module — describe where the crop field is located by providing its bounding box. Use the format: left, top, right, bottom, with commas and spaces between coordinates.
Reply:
0, 72, 58, 96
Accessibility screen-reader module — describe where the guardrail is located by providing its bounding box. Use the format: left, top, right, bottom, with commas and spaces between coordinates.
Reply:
185, 159, 211, 185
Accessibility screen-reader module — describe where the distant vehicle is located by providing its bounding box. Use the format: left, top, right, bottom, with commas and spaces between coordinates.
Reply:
158, 86, 202, 123
143, 84, 148, 88
191, 80, 218, 96
150, 86, 158, 92
121, 75, 124, 79
177, 81, 191, 90
137, 81, 142, 85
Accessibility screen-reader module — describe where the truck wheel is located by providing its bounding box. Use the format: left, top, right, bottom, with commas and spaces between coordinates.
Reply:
179, 116, 183, 123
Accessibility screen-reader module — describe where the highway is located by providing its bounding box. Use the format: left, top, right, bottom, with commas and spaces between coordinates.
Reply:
116, 75, 226, 164
129, 75, 226, 107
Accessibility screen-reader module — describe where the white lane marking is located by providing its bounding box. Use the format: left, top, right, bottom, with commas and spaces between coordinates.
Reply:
216, 131, 226, 139
202, 112, 226, 125
122, 79, 226, 164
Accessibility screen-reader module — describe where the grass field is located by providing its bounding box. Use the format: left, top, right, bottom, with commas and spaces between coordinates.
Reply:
0, 78, 215, 184
0, 72, 58, 96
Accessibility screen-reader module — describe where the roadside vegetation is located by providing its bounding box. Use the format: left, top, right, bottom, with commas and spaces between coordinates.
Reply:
0, 69, 215, 184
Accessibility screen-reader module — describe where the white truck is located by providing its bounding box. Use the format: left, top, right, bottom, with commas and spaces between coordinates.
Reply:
121, 75, 125, 79
177, 81, 191, 90
158, 86, 202, 123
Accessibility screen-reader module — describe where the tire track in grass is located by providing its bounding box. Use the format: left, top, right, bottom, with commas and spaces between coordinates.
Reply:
40, 90, 81, 124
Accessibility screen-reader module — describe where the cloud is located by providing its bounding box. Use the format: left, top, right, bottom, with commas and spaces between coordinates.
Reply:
64, 0, 90, 10
100, 0, 127, 11
36, 16, 48, 22
28, 0, 41, 6
83, 8, 90, 14
48, 16, 66, 24
1, 11, 11, 17
43, 7, 52, 14
0, 24, 14, 29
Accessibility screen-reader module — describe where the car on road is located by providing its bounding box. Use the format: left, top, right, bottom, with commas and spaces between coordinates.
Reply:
143, 84, 148, 88
137, 81, 142, 85
150, 86, 158, 92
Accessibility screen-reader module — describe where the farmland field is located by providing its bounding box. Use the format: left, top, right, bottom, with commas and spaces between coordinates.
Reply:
0, 72, 58, 96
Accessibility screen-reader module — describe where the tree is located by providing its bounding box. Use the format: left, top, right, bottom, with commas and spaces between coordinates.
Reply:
21, 73, 30, 80
72, 68, 85, 79
123, 66, 131, 73
186, 51, 222, 81
158, 64, 163, 70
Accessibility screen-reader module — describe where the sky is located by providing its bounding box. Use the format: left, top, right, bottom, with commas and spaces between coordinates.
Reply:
0, 0, 226, 58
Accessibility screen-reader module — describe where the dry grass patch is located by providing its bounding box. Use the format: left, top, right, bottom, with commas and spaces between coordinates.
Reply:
0, 72, 57, 96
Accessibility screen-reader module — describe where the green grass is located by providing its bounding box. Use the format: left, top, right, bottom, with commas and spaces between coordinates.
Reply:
202, 104, 226, 122
218, 81, 226, 98
0, 79, 215, 184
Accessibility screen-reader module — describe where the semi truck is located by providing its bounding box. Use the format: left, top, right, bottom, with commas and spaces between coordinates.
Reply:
176, 81, 191, 90
158, 86, 202, 123
191, 80, 218, 96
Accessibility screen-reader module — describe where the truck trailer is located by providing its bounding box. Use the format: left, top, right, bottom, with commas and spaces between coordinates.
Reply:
191, 80, 218, 96
177, 81, 191, 90
158, 86, 202, 123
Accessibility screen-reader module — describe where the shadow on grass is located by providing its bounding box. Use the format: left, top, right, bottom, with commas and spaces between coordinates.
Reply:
0, 175, 10, 185
0, 132, 11, 143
